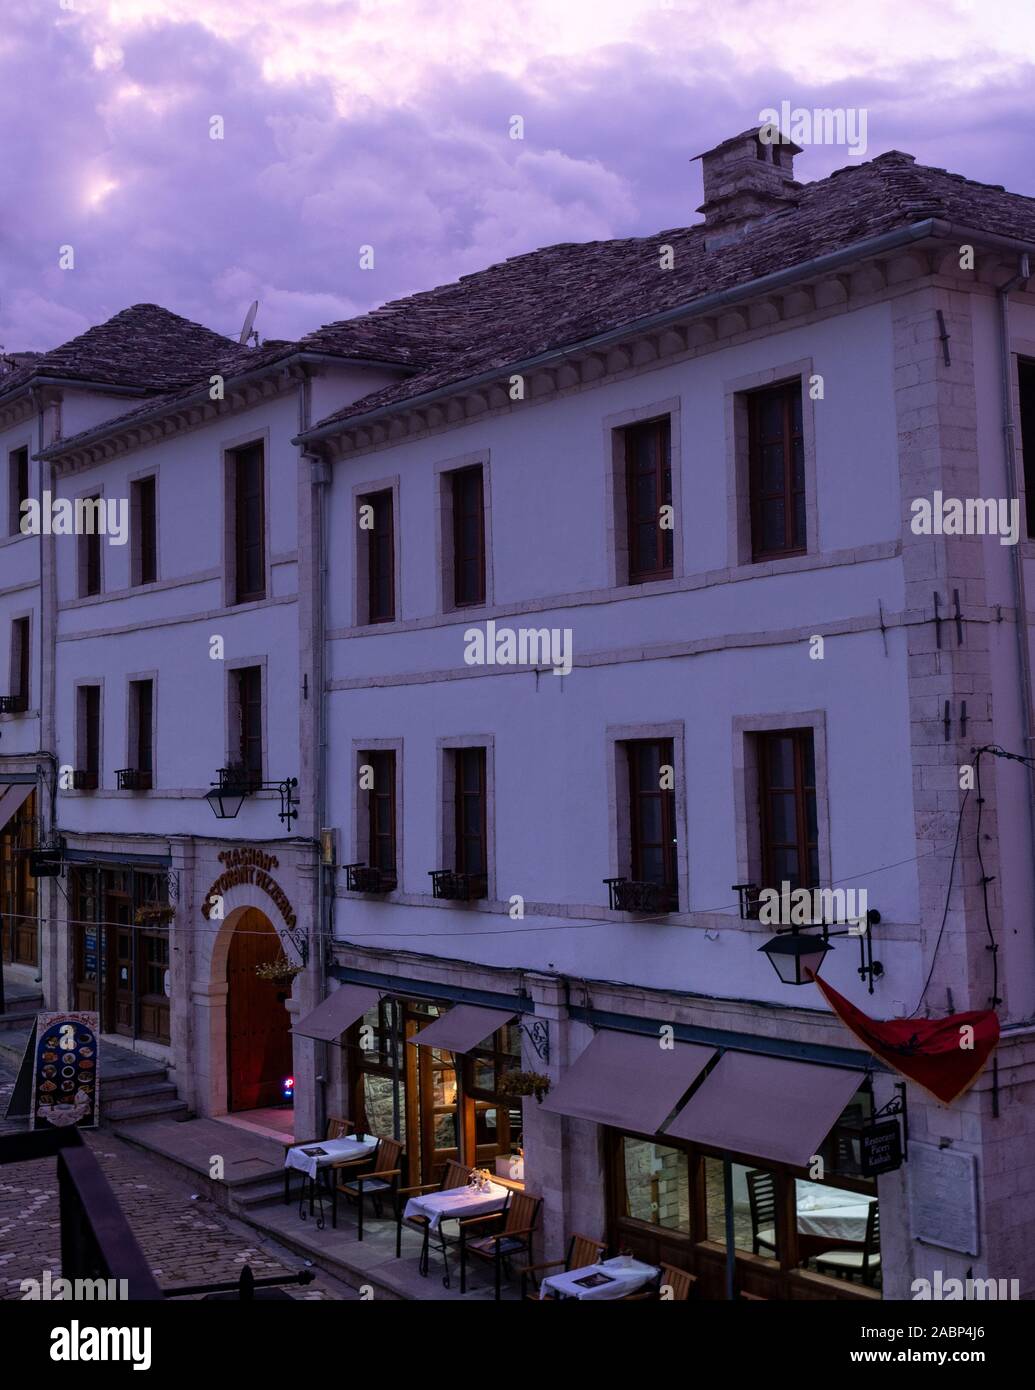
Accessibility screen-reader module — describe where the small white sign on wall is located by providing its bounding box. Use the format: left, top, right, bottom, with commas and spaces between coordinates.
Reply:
908, 1142, 979, 1256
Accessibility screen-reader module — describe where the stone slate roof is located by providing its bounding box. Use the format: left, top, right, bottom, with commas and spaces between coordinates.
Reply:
0, 303, 243, 404
300, 149, 1035, 436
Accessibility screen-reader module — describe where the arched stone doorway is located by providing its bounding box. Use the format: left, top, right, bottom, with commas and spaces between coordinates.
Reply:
226, 908, 293, 1112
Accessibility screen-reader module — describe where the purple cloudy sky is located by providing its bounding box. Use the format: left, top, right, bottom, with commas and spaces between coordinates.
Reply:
3, 0, 1034, 353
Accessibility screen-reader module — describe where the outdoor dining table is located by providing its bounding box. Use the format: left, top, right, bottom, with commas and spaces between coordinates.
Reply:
283, 1134, 379, 1230
795, 1179, 876, 1241
402, 1179, 510, 1231
539, 1255, 660, 1301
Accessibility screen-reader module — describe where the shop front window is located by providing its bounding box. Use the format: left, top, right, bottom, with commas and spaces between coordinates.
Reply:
704, 1157, 780, 1262
621, 1137, 690, 1233
467, 1022, 523, 1161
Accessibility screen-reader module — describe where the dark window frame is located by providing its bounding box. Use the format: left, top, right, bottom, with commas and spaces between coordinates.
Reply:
231, 442, 266, 604
361, 488, 395, 623
450, 466, 486, 608
365, 749, 397, 876
11, 616, 29, 707
748, 381, 806, 561
131, 475, 157, 587
757, 728, 818, 892
453, 746, 487, 878
131, 679, 154, 788
8, 446, 28, 538
624, 417, 673, 584
1019, 357, 1035, 540
234, 666, 263, 779
626, 737, 678, 909
78, 684, 101, 787
79, 496, 102, 598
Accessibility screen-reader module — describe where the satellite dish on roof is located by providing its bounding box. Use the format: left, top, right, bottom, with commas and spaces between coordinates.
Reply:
238, 300, 259, 346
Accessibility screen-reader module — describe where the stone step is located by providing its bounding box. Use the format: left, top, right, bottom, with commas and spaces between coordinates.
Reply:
233, 1176, 291, 1208
100, 1068, 171, 1100
103, 1095, 192, 1123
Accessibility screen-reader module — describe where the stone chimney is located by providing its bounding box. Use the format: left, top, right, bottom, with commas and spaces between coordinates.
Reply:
693, 126, 802, 248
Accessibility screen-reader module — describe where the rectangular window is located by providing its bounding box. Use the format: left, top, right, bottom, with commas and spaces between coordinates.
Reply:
362, 489, 395, 622
1020, 358, 1035, 539
10, 617, 29, 709
757, 729, 818, 891
451, 466, 485, 607
79, 497, 102, 597
365, 749, 397, 878
624, 418, 673, 583
748, 382, 805, 560
8, 447, 28, 537
77, 685, 100, 789
626, 738, 678, 909
233, 666, 262, 780
131, 476, 157, 586
231, 443, 265, 603
454, 746, 487, 878
130, 679, 154, 788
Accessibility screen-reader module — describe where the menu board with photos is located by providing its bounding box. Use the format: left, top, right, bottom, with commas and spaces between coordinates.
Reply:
30, 1011, 101, 1130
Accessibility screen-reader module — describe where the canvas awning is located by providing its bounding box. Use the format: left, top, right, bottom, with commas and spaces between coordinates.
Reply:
663, 1051, 866, 1167
408, 1004, 516, 1054
0, 782, 33, 831
540, 1029, 715, 1135
292, 984, 382, 1042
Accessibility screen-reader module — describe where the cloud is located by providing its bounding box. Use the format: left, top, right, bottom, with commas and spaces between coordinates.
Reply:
2, 2, 1034, 353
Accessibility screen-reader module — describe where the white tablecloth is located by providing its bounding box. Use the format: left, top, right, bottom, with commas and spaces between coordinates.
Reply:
796, 1180, 875, 1241
402, 1182, 509, 1231
284, 1134, 378, 1180
540, 1256, 659, 1301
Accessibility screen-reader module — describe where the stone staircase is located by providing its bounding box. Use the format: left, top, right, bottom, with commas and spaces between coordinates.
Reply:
101, 1069, 191, 1124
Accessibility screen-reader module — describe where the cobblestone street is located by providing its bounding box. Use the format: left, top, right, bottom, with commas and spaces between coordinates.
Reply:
0, 1058, 353, 1301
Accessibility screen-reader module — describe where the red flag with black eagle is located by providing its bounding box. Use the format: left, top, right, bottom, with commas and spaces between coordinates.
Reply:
809, 971, 999, 1104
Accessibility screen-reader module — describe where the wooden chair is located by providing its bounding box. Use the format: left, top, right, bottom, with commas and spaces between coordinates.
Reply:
814, 1201, 881, 1285
282, 1116, 355, 1212
746, 1169, 778, 1257
335, 1136, 403, 1240
657, 1263, 696, 1301
394, 1160, 470, 1284
459, 1191, 543, 1299
517, 1232, 607, 1300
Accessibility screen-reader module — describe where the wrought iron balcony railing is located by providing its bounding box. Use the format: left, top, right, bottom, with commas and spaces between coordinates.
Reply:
604, 877, 678, 914
116, 768, 153, 791
215, 764, 264, 795
429, 869, 488, 902
0, 694, 28, 714
71, 769, 98, 791
344, 863, 398, 894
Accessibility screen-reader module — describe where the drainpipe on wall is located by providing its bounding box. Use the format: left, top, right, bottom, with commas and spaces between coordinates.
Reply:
996, 255, 1035, 968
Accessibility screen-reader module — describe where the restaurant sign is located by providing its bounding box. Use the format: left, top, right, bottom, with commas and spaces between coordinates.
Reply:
859, 1119, 903, 1176
201, 848, 297, 930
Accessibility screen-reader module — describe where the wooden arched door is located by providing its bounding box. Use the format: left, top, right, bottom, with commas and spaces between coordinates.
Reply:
226, 909, 293, 1111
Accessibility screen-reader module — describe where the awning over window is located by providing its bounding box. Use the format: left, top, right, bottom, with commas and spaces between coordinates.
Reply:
292, 984, 382, 1042
664, 1051, 866, 1167
541, 1029, 715, 1135
0, 782, 33, 831
408, 1003, 516, 1054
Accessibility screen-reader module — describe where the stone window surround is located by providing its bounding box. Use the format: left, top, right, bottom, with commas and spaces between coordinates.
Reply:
434, 450, 494, 615
221, 425, 272, 609
732, 710, 832, 895
350, 736, 404, 891
603, 396, 684, 589
436, 733, 496, 902
124, 668, 158, 784
605, 720, 689, 914
724, 357, 819, 569
127, 462, 160, 589
350, 473, 401, 627
224, 654, 268, 783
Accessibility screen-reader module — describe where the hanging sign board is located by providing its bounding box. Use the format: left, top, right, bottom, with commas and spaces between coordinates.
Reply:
859, 1119, 903, 1176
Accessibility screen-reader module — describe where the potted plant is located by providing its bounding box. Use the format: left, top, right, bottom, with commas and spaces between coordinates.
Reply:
134, 904, 175, 926
497, 1070, 551, 1102
254, 956, 304, 986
